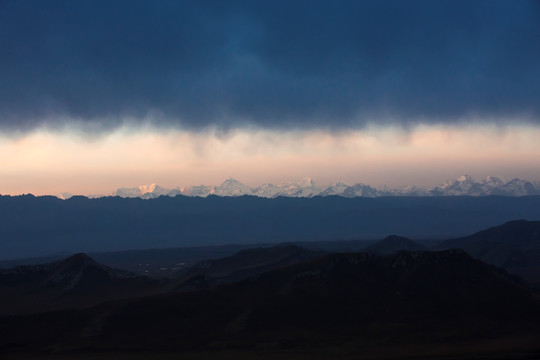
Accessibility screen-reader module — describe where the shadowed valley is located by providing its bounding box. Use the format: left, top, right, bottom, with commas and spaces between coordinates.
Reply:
1, 220, 540, 359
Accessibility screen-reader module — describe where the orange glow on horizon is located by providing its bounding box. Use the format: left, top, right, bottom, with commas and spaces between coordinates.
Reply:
0, 124, 539, 196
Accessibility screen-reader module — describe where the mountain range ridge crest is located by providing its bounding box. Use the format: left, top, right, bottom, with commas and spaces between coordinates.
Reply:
55, 174, 540, 199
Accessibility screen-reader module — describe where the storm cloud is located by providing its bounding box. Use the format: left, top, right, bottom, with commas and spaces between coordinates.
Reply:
1, 0, 539, 132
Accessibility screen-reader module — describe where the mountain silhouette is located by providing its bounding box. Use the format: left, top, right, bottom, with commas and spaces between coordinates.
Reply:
0, 253, 163, 315
365, 235, 426, 255
1, 250, 538, 358
438, 220, 540, 283
174, 244, 322, 290
3, 195, 540, 259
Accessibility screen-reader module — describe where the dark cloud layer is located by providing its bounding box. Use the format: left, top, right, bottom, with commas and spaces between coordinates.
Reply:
1, 0, 539, 132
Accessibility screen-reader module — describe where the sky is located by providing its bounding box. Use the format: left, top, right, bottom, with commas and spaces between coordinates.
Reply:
1, 0, 539, 195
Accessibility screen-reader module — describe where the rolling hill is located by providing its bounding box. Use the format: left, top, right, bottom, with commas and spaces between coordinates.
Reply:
438, 220, 540, 283
1, 249, 538, 359
0, 253, 165, 315
365, 235, 426, 255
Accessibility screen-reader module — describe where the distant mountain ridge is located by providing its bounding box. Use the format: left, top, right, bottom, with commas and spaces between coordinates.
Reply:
366, 235, 426, 255
104, 175, 540, 200
3, 194, 540, 260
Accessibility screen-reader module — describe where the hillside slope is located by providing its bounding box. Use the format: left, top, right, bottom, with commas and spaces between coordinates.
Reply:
438, 220, 540, 283
0, 253, 164, 315
1, 250, 538, 358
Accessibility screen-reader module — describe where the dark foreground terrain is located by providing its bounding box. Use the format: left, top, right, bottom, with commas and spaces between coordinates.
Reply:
439, 219, 540, 284
1, 250, 540, 359
2, 220, 540, 359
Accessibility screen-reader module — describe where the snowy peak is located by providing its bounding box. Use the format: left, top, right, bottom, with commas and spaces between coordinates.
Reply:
253, 183, 282, 198
343, 183, 381, 197
456, 174, 474, 183
138, 183, 158, 194
434, 174, 476, 195
283, 177, 323, 197
115, 184, 181, 199
392, 185, 429, 196
503, 178, 538, 196
429, 175, 540, 196
110, 175, 540, 200
483, 176, 504, 187
319, 181, 350, 196
214, 178, 253, 196
181, 185, 213, 197
298, 176, 316, 188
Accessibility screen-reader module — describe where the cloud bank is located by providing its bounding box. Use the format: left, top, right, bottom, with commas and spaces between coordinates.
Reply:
1, 0, 539, 132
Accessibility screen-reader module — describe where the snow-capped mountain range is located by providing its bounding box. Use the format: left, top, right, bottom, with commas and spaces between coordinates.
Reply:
103, 175, 540, 200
